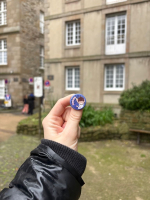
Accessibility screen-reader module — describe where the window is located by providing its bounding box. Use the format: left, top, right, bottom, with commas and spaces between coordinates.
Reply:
40, 46, 44, 68
0, 1, 7, 26
40, 11, 44, 34
105, 14, 126, 55
104, 64, 125, 91
66, 67, 80, 90
106, 0, 127, 4
0, 80, 5, 99
66, 21, 81, 46
0, 39, 7, 65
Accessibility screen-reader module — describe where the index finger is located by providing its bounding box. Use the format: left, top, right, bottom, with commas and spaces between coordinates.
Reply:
49, 94, 74, 117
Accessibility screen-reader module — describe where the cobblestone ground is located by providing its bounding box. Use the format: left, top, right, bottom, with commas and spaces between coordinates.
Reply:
0, 113, 27, 142
0, 135, 40, 191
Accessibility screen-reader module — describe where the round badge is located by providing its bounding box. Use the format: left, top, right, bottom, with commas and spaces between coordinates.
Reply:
70, 94, 86, 110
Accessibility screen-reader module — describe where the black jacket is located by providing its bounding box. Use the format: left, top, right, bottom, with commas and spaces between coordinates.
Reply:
0, 140, 86, 200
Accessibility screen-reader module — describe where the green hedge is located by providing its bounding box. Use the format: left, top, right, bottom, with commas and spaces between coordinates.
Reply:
18, 106, 114, 128
80, 105, 114, 128
119, 80, 150, 110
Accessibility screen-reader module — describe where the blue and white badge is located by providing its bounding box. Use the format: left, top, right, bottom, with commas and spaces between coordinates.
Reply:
70, 94, 86, 110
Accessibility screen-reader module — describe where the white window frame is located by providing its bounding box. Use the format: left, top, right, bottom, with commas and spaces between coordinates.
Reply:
66, 67, 80, 91
40, 11, 44, 34
0, 79, 5, 99
40, 46, 44, 69
104, 64, 125, 91
0, 1, 7, 26
106, 0, 127, 5
66, 20, 81, 46
105, 14, 126, 55
0, 39, 7, 65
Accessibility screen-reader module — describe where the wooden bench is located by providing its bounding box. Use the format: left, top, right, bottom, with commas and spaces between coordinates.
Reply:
129, 129, 150, 145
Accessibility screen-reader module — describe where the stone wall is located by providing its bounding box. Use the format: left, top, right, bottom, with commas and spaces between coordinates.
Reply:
120, 110, 150, 131
17, 109, 150, 143
20, 0, 44, 102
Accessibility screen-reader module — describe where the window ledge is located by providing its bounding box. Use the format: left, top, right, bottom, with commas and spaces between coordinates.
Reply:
65, 0, 80, 4
39, 67, 45, 70
65, 45, 81, 50
65, 90, 80, 94
0, 64, 8, 67
103, 91, 123, 94
66, 89, 80, 91
0, 24, 7, 28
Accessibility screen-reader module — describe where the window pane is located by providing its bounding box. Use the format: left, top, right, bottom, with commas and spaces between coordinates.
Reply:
4, 40, 7, 49
67, 69, 73, 88
0, 87, 5, 99
0, 80, 4, 86
0, 52, 2, 64
4, 51, 7, 64
4, 11, 7, 24
75, 68, 80, 88
75, 21, 80, 44
105, 66, 114, 88
67, 22, 73, 45
117, 15, 126, 44
4, 1, 6, 10
107, 17, 115, 45
116, 65, 124, 88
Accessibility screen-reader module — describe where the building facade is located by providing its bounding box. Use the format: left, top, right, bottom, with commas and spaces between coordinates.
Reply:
0, 0, 44, 107
44, 0, 150, 104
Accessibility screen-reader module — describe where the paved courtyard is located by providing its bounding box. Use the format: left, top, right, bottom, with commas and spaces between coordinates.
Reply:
0, 113, 27, 142
1, 113, 150, 199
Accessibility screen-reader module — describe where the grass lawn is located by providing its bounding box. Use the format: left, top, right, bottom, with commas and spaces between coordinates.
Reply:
0, 136, 150, 200
79, 140, 150, 200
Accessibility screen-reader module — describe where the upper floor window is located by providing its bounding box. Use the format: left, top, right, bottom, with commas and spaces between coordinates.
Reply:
0, 1, 7, 26
0, 39, 7, 65
40, 46, 44, 68
66, 21, 81, 46
106, 0, 127, 4
104, 64, 125, 91
40, 11, 44, 34
66, 67, 80, 90
105, 14, 126, 55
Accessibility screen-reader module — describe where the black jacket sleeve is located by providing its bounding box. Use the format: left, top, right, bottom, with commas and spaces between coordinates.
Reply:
0, 141, 86, 200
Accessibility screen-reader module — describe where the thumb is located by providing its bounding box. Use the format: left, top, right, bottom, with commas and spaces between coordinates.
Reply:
65, 108, 83, 135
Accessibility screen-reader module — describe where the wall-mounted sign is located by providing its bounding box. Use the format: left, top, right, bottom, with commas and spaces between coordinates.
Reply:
5, 79, 8, 84
4, 94, 12, 107
29, 77, 34, 85
22, 78, 28, 83
47, 75, 54, 80
14, 78, 18, 82
44, 80, 50, 89
34, 77, 43, 97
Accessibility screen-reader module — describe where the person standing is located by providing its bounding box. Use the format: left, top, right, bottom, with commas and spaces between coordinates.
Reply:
28, 93, 35, 115
22, 95, 29, 114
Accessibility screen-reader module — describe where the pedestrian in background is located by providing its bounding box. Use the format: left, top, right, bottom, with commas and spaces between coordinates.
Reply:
28, 93, 35, 115
22, 95, 29, 114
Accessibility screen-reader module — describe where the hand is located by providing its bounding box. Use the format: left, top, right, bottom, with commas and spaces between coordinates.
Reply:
42, 95, 83, 151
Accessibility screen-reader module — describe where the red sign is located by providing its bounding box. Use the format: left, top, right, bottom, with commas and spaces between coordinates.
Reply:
29, 78, 34, 85
44, 80, 50, 87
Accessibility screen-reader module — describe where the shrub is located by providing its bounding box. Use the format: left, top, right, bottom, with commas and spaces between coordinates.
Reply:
79, 105, 114, 128
119, 80, 150, 110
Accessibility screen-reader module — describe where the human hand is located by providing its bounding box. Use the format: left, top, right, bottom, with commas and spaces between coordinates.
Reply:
42, 95, 83, 151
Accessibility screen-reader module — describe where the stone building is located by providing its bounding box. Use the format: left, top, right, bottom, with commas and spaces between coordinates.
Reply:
44, 0, 150, 104
0, 0, 44, 107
